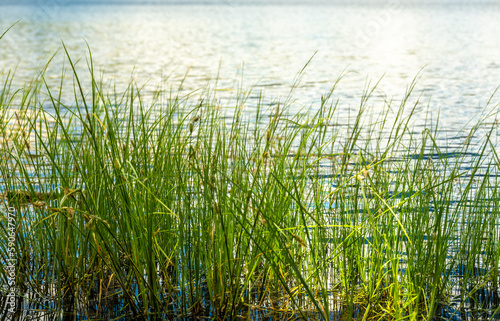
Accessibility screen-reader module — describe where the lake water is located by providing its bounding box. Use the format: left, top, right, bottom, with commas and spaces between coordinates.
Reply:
1, 3, 500, 133
1, 3, 500, 320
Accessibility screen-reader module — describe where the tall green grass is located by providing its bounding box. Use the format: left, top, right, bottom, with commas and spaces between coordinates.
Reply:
1, 45, 500, 320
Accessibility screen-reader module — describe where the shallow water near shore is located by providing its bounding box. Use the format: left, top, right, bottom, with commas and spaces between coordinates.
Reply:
1, 2, 500, 321
0, 76, 499, 320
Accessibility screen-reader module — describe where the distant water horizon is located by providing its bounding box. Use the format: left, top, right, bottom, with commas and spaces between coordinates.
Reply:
1, 0, 500, 6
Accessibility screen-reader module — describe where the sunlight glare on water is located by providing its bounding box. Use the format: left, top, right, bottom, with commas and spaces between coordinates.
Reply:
0, 3, 500, 130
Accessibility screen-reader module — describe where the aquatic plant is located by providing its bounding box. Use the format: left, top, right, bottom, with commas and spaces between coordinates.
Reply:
1, 44, 500, 320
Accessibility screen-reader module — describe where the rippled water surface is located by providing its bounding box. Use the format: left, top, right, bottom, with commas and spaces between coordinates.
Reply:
1, 4, 500, 320
1, 3, 500, 128
1, 3, 500, 182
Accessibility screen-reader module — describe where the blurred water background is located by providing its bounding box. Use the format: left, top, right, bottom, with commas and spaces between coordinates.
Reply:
1, 2, 499, 136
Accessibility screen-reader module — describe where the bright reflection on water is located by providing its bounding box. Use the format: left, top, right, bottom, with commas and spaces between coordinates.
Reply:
1, 3, 500, 129
1, 3, 499, 194
1, 3, 500, 320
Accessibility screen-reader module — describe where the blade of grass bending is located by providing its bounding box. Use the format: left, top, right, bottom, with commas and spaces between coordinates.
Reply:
0, 20, 19, 40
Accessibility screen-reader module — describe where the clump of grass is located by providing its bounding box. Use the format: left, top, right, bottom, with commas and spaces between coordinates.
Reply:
1, 44, 500, 320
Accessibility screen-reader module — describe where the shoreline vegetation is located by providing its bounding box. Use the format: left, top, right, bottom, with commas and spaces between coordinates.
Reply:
1, 40, 500, 320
